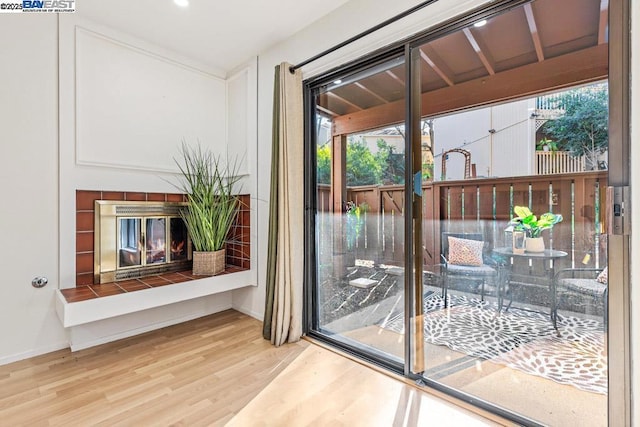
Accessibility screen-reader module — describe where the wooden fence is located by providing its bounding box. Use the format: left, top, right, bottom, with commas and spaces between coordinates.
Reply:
317, 171, 607, 273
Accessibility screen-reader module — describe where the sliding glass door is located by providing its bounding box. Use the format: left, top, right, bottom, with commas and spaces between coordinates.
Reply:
407, 3, 609, 424
309, 54, 408, 368
305, 0, 622, 424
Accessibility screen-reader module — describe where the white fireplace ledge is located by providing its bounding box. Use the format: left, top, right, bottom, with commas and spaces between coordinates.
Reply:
55, 270, 255, 327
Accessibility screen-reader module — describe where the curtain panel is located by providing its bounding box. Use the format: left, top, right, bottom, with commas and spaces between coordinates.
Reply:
263, 63, 304, 346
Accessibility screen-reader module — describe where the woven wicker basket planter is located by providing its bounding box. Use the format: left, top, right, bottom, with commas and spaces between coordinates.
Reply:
192, 249, 226, 276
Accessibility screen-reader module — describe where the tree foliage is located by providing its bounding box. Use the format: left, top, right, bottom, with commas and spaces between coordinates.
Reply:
315, 137, 406, 186
346, 139, 381, 185
542, 86, 608, 168
317, 144, 331, 185
375, 139, 405, 185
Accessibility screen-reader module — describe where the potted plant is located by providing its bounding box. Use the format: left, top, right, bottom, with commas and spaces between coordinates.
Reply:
345, 201, 367, 251
510, 206, 563, 253
536, 137, 559, 152
174, 143, 242, 275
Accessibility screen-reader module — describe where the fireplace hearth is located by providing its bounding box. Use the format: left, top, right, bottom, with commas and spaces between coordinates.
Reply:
94, 201, 192, 283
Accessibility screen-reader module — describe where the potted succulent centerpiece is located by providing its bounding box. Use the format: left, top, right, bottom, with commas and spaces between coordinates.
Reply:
510, 206, 563, 253
175, 143, 242, 275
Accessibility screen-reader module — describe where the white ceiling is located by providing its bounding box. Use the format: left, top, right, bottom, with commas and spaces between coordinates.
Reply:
77, 0, 351, 74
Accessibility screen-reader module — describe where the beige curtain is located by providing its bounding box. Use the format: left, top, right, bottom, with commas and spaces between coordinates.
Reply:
263, 63, 304, 346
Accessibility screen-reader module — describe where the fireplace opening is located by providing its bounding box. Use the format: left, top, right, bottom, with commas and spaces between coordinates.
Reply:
95, 201, 192, 283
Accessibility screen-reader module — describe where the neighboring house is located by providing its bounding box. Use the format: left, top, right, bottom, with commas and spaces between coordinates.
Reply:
433, 84, 609, 180
432, 98, 536, 180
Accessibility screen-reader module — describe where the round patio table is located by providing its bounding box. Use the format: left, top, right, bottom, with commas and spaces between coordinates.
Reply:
492, 247, 568, 332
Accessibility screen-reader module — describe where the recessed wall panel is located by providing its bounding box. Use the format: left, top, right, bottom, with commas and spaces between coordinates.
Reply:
75, 28, 226, 172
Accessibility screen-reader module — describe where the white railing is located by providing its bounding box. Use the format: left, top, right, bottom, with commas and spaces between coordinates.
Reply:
536, 151, 585, 175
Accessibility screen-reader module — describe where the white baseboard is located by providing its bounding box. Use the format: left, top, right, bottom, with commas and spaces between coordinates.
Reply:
0, 341, 70, 366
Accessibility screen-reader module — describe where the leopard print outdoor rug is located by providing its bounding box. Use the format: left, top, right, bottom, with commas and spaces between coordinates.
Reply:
383, 293, 607, 394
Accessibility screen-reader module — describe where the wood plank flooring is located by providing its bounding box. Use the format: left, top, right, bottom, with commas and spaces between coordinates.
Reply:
0, 310, 504, 426
228, 343, 505, 427
0, 310, 306, 426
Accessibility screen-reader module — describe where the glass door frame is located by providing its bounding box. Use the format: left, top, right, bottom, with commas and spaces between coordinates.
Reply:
303, 47, 409, 374
302, 0, 630, 424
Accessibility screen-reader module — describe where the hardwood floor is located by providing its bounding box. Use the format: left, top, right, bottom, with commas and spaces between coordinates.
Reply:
0, 310, 306, 426
0, 310, 504, 426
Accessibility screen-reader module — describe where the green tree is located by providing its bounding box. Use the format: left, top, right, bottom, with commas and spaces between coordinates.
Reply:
542, 85, 608, 169
375, 138, 405, 184
346, 138, 381, 185
317, 144, 331, 185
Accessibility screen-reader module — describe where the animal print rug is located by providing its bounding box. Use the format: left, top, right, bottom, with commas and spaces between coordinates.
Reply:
383, 293, 607, 394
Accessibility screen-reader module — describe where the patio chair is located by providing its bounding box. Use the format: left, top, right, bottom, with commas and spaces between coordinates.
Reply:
440, 232, 497, 308
554, 267, 608, 329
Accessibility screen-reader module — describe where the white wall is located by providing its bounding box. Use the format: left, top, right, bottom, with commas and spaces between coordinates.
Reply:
0, 15, 69, 364
58, 15, 230, 292
56, 14, 259, 349
432, 99, 535, 181
0, 12, 258, 361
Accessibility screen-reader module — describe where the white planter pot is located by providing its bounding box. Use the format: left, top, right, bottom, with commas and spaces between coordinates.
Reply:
525, 237, 545, 253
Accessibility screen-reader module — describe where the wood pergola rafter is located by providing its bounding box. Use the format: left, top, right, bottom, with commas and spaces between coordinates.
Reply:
327, 91, 364, 112
316, 105, 339, 118
419, 46, 455, 86
354, 81, 390, 104
462, 27, 496, 75
524, 3, 545, 62
385, 70, 405, 86
598, 0, 609, 44
332, 44, 608, 136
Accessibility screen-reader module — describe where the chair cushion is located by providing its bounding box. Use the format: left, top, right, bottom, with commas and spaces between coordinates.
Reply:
596, 267, 608, 284
446, 263, 496, 276
560, 278, 607, 298
447, 236, 484, 266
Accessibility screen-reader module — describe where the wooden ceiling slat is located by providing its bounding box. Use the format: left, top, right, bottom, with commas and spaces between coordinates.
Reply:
419, 46, 455, 86
327, 92, 363, 111
598, 0, 609, 44
524, 3, 545, 62
354, 82, 389, 104
462, 28, 495, 75
333, 44, 607, 136
385, 70, 405, 87
316, 105, 339, 118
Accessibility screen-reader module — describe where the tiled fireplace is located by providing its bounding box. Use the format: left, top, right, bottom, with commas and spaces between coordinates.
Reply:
68, 190, 250, 302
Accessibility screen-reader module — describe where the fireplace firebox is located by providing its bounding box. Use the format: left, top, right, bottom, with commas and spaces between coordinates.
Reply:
94, 201, 192, 283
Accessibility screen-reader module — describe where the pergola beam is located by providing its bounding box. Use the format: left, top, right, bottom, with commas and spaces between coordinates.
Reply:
355, 82, 389, 103
524, 3, 545, 62
419, 46, 455, 86
333, 44, 608, 135
598, 0, 609, 44
327, 92, 363, 111
316, 105, 339, 118
462, 28, 495, 75
386, 70, 405, 86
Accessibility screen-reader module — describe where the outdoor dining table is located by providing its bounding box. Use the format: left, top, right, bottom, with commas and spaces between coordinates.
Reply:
492, 247, 568, 332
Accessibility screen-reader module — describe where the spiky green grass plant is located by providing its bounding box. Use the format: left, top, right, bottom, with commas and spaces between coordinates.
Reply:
175, 143, 243, 252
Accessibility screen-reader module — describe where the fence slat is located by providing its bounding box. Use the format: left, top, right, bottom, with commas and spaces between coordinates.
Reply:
536, 151, 586, 174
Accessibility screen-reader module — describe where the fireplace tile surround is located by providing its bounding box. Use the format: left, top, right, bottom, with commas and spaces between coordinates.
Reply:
69, 190, 251, 303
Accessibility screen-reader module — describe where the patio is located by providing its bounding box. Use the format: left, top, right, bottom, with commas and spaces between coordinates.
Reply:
315, 169, 608, 426
318, 261, 607, 427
